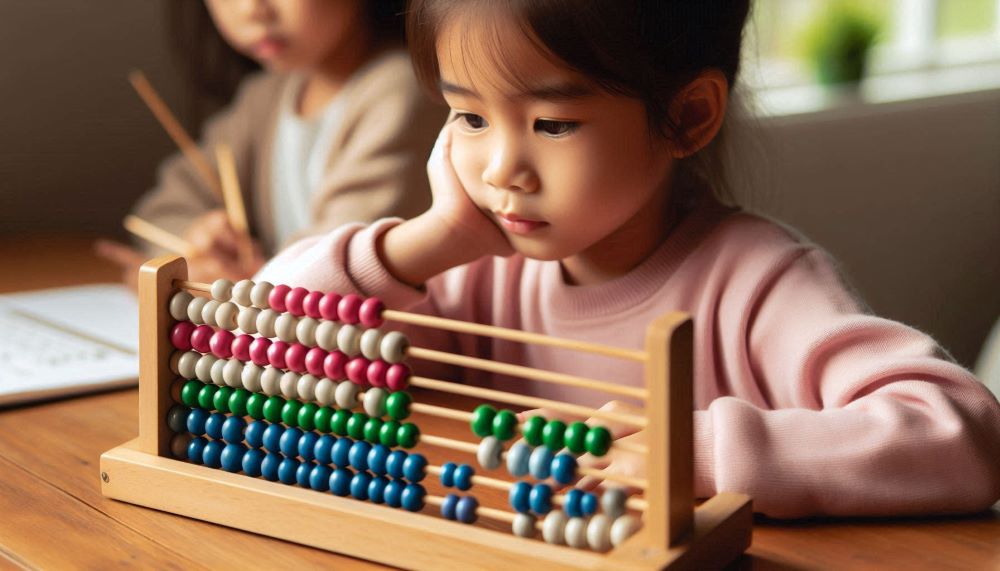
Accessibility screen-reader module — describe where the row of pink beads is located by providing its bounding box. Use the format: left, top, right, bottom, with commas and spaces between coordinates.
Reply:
266, 286, 385, 329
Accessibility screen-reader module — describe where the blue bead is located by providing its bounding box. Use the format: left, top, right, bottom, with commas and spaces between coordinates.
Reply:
384, 479, 405, 507
368, 476, 390, 504
186, 436, 208, 463
454, 464, 474, 491
202, 440, 224, 468
331, 437, 353, 468
439, 462, 457, 487
563, 489, 583, 517
349, 441, 372, 472
262, 423, 285, 453
245, 420, 266, 448
221, 416, 247, 444
402, 453, 428, 483
329, 468, 353, 496
278, 457, 300, 485
204, 412, 227, 440
350, 471, 373, 500
386, 450, 407, 479
242, 448, 265, 477
280, 427, 303, 457
529, 483, 553, 515
220, 443, 247, 472
367, 444, 390, 475
441, 493, 459, 519
261, 452, 282, 481
528, 446, 554, 480
580, 492, 598, 516
310, 464, 332, 491
509, 481, 531, 513
186, 408, 209, 435
296, 461, 315, 487
401, 483, 426, 512
298, 431, 319, 462
314, 435, 336, 465
550, 454, 578, 485
506, 442, 531, 477
456, 496, 479, 523
167, 405, 189, 433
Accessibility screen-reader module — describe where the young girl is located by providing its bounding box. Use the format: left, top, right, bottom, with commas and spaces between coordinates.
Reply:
256, 0, 1000, 518
98, 0, 447, 284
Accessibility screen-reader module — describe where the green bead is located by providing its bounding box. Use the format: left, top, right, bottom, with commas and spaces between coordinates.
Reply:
363, 418, 384, 443
470, 404, 496, 437
330, 409, 351, 436
542, 420, 566, 451
385, 391, 412, 421
585, 426, 612, 457
281, 400, 302, 427
521, 415, 546, 446
180, 380, 202, 407
212, 386, 234, 414
262, 395, 285, 423
492, 409, 518, 441
298, 403, 319, 431
396, 422, 420, 449
379, 420, 401, 447
246, 393, 267, 420
228, 389, 250, 417
347, 412, 368, 440
314, 406, 334, 433
197, 385, 218, 411
565, 421, 588, 454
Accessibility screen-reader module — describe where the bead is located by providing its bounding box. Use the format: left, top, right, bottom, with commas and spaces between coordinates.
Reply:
601, 487, 628, 519
194, 354, 216, 383
368, 476, 390, 504
262, 395, 285, 423
186, 437, 207, 463
492, 409, 518, 441
348, 440, 372, 471
513, 513, 537, 538
305, 347, 327, 377
186, 407, 209, 435
249, 280, 274, 309
314, 378, 336, 406
396, 423, 420, 449
177, 352, 200, 380
363, 387, 388, 418
565, 517, 588, 549
318, 292, 342, 321
230, 389, 250, 418
359, 297, 385, 328
256, 309, 279, 338
542, 511, 568, 545
278, 457, 300, 485
506, 442, 531, 477
220, 443, 246, 473
551, 453, 578, 485
210, 329, 235, 359
441, 493, 459, 520
212, 386, 233, 412
202, 440, 224, 468
470, 404, 496, 438
564, 489, 584, 518
246, 393, 267, 420
259, 366, 282, 395
385, 450, 407, 479
309, 464, 332, 491
313, 434, 335, 464
315, 320, 340, 351
580, 492, 598, 516
610, 514, 641, 547
232, 279, 254, 306
542, 420, 567, 451
477, 436, 503, 470
323, 350, 348, 380
367, 444, 390, 475
314, 405, 334, 433
565, 421, 588, 454
285, 286, 309, 317
329, 468, 353, 496
350, 471, 373, 500
263, 421, 289, 451
260, 452, 281, 481
439, 462, 457, 487
337, 294, 363, 324
275, 313, 299, 343
297, 374, 319, 402
215, 302, 239, 330
297, 402, 319, 431
268, 284, 291, 312
362, 417, 381, 444
245, 420, 266, 448
169, 290, 193, 321
330, 409, 351, 436
530, 484, 554, 515
302, 291, 324, 319
248, 337, 271, 366
366, 360, 388, 388
210, 278, 234, 301
384, 391, 411, 421
337, 325, 362, 356
346, 412, 368, 440
297, 460, 315, 488
236, 307, 259, 334
190, 324, 213, 354
402, 453, 428, 482
267, 340, 289, 369
186, 296, 208, 324
359, 328, 384, 360
401, 483, 425, 512
383, 479, 404, 508
528, 445, 554, 480
456, 496, 479, 523
378, 420, 400, 447
201, 300, 221, 327
242, 448, 265, 477
209, 358, 227, 386
231, 334, 252, 361
279, 426, 303, 457
385, 363, 411, 392
345, 357, 370, 385
522, 415, 546, 446
285, 343, 308, 373
196, 383, 218, 410
453, 464, 474, 491
585, 426, 612, 457
334, 381, 360, 409
509, 481, 531, 513
166, 405, 189, 433
170, 321, 195, 351
240, 363, 263, 392
330, 437, 352, 467
281, 399, 302, 427
379, 331, 409, 364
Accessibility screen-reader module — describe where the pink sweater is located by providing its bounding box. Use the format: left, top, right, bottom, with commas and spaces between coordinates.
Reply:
257, 198, 1000, 518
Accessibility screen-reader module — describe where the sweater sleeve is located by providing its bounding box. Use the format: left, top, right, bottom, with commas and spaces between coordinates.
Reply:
696, 247, 1000, 518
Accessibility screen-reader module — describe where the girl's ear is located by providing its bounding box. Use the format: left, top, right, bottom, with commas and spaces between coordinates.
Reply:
667, 70, 729, 158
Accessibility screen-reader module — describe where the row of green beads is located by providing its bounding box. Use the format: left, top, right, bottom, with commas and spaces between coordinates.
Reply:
470, 405, 519, 441
178, 380, 420, 448
467, 404, 612, 457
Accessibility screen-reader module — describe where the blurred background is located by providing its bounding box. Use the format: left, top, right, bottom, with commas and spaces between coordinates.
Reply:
0, 0, 997, 369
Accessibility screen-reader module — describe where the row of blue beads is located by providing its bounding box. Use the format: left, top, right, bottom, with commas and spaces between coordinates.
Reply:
440, 493, 479, 523
505, 442, 578, 484
438, 462, 475, 490
562, 489, 599, 518
508, 481, 553, 516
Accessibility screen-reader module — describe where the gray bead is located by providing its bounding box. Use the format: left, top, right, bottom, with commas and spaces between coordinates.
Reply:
169, 291, 193, 321
166, 405, 189, 433
231, 279, 254, 307
512, 513, 536, 538
380, 331, 409, 364
360, 328, 384, 360
249, 280, 274, 309
476, 436, 503, 470
210, 278, 233, 302
506, 442, 532, 477
601, 487, 628, 519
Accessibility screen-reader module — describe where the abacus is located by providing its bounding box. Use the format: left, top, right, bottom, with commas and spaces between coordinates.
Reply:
100, 256, 752, 570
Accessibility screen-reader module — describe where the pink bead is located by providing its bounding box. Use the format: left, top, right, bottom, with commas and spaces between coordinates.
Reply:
319, 292, 342, 321
285, 343, 308, 373
337, 294, 363, 324
346, 357, 371, 386
170, 321, 196, 351
305, 347, 327, 377
249, 337, 272, 366
210, 329, 235, 359
303, 291, 324, 319
268, 284, 291, 312
267, 340, 290, 369
190, 325, 214, 354
323, 351, 348, 380
359, 297, 385, 328
285, 287, 309, 317
231, 334, 253, 362
366, 360, 389, 388
386, 363, 411, 392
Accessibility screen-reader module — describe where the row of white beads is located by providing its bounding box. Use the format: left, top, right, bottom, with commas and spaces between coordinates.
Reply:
512, 511, 640, 551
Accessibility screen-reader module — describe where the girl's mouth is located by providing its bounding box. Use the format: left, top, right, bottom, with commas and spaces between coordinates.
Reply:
495, 212, 548, 235
252, 36, 288, 60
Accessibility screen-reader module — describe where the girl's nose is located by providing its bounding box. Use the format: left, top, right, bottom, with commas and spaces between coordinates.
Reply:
239, 0, 273, 21
481, 141, 538, 193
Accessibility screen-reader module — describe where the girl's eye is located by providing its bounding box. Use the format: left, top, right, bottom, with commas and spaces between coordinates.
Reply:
534, 119, 579, 137
455, 112, 487, 131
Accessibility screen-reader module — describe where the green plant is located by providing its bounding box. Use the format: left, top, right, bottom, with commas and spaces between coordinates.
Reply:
799, 1, 882, 85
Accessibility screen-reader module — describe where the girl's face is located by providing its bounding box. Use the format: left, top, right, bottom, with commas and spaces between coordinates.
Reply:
205, 0, 363, 71
437, 13, 677, 282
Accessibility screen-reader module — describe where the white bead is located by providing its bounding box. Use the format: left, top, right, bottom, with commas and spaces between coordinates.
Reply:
359, 328, 384, 360
334, 381, 360, 409
586, 514, 612, 552
195, 354, 217, 383
260, 366, 282, 396
512, 513, 536, 538
250, 280, 274, 309
542, 511, 568, 545
257, 309, 279, 338
201, 299, 221, 327
187, 297, 208, 324
337, 324, 362, 356
297, 374, 319, 401
315, 320, 340, 351
170, 433, 192, 459
210, 278, 234, 301
223, 359, 244, 388
275, 313, 299, 343
610, 515, 641, 547
601, 487, 628, 519
241, 364, 263, 392
215, 302, 239, 330
565, 517, 589, 549
231, 279, 254, 306
380, 331, 409, 364
280, 371, 300, 399
296, 317, 319, 346
169, 291, 193, 321
363, 388, 387, 418
177, 351, 200, 379
236, 307, 260, 334
210, 358, 227, 386
476, 436, 503, 470
314, 378, 336, 406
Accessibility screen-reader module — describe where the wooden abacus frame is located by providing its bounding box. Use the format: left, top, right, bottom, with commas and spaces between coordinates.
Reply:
100, 256, 752, 570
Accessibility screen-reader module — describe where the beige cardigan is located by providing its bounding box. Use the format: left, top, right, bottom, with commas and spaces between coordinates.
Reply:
133, 50, 446, 255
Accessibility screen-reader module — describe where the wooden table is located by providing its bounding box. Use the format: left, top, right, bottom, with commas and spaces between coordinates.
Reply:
1, 235, 997, 570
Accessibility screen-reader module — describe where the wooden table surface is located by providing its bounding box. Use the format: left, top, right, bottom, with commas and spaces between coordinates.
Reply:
1, 235, 998, 570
